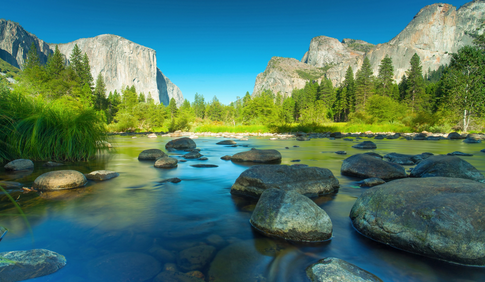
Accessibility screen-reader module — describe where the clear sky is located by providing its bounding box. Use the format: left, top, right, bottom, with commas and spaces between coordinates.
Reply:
2, 0, 471, 104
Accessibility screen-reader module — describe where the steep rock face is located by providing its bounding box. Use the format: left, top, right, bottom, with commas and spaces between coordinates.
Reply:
52, 34, 183, 105
253, 0, 485, 95
252, 57, 327, 97
0, 19, 52, 68
0, 19, 183, 106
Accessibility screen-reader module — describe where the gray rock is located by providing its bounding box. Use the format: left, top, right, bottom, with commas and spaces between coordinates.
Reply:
153, 271, 205, 282
373, 135, 385, 140
231, 149, 282, 163
447, 151, 473, 156
85, 170, 119, 181
4, 159, 34, 171
386, 133, 400, 139
176, 245, 216, 272
154, 156, 178, 168
198, 157, 208, 161
335, 151, 347, 155
306, 257, 383, 282
220, 155, 232, 160
296, 136, 310, 141
231, 165, 339, 198
426, 136, 441, 140
250, 188, 332, 242
413, 133, 427, 140
138, 149, 166, 160
87, 252, 161, 282
447, 132, 465, 139
190, 164, 218, 168
183, 151, 202, 159
42, 161, 64, 167
360, 178, 385, 187
341, 154, 406, 181
410, 152, 434, 164
216, 140, 236, 145
166, 137, 196, 150
0, 249, 66, 282
352, 141, 377, 149
463, 138, 481, 143
32, 170, 87, 191
158, 177, 181, 184
384, 153, 415, 165
330, 132, 342, 138
410, 155, 484, 181
350, 177, 485, 266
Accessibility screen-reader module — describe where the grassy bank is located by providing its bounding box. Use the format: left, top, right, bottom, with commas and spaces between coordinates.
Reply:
0, 87, 108, 163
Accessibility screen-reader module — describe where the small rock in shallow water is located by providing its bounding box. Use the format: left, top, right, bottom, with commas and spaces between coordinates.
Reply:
335, 151, 347, 155
220, 155, 231, 160
176, 245, 216, 272
190, 164, 218, 168
306, 257, 383, 282
447, 151, 473, 156
42, 161, 64, 167
290, 159, 301, 162
158, 178, 182, 184
154, 157, 178, 168
138, 149, 166, 160
85, 170, 119, 181
4, 159, 34, 171
33, 170, 87, 191
198, 157, 208, 160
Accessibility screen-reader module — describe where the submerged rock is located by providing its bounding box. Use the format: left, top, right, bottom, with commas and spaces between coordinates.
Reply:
138, 149, 166, 160
0, 181, 22, 190
87, 252, 161, 282
341, 154, 406, 181
352, 141, 376, 149
42, 161, 64, 167
250, 188, 332, 242
4, 159, 34, 171
384, 153, 415, 165
335, 151, 347, 155
216, 140, 236, 145
306, 257, 383, 282
350, 177, 485, 266
154, 157, 178, 168
33, 170, 87, 191
153, 271, 205, 282
176, 245, 216, 272
190, 164, 218, 168
447, 151, 473, 156
410, 155, 484, 181
231, 165, 339, 198
0, 249, 66, 282
166, 137, 197, 150
158, 177, 181, 184
183, 151, 203, 159
85, 170, 119, 181
231, 149, 282, 163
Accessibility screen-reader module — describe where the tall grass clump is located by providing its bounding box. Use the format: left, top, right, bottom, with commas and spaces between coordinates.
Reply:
0, 87, 108, 162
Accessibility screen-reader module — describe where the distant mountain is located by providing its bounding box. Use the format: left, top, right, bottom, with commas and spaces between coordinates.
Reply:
0, 19, 183, 106
253, 0, 485, 97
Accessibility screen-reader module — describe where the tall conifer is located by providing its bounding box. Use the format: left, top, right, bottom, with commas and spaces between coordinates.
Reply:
355, 57, 374, 111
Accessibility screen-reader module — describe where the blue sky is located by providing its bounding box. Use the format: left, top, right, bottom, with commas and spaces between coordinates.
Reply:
2, 0, 470, 104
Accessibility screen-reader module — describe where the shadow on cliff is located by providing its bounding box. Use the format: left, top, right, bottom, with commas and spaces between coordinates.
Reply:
156, 69, 170, 106
0, 49, 20, 69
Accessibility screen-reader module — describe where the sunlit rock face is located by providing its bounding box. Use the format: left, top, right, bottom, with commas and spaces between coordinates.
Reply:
0, 19, 183, 106
52, 34, 183, 106
253, 1, 485, 95
0, 19, 52, 68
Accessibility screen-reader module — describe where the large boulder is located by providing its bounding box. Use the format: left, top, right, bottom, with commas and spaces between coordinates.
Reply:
85, 170, 119, 181
231, 149, 281, 163
0, 249, 66, 282
350, 177, 485, 266
138, 149, 166, 160
250, 188, 332, 242
32, 170, 87, 191
410, 155, 485, 182
231, 165, 339, 198
154, 156, 178, 168
352, 141, 376, 149
4, 159, 34, 171
341, 154, 406, 181
306, 257, 383, 282
165, 137, 196, 150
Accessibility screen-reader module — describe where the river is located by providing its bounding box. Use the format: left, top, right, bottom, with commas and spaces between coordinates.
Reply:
1, 136, 484, 281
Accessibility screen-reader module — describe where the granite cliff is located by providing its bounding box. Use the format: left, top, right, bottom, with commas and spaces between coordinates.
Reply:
253, 0, 485, 96
0, 19, 183, 105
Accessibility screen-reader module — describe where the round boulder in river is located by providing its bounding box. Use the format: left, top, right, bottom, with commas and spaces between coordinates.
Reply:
138, 149, 166, 160
341, 154, 406, 180
410, 155, 484, 181
250, 188, 332, 242
4, 159, 34, 171
85, 170, 119, 181
216, 140, 237, 145
165, 137, 197, 150
154, 156, 178, 168
352, 141, 376, 149
231, 165, 339, 198
33, 170, 87, 191
350, 177, 485, 266
306, 257, 383, 282
231, 148, 281, 163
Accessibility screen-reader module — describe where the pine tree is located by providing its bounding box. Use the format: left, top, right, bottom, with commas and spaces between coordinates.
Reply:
46, 45, 65, 79
355, 57, 375, 111
193, 92, 205, 119
94, 73, 107, 111
377, 56, 395, 97
343, 66, 355, 114
81, 53, 93, 87
23, 42, 45, 83
405, 53, 427, 112
168, 97, 178, 119
70, 44, 83, 78
139, 93, 146, 103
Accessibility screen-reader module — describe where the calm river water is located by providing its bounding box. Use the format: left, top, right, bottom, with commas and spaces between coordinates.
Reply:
1, 136, 485, 282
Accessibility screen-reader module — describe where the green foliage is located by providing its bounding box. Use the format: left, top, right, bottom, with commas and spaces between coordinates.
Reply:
376, 56, 396, 98
365, 95, 406, 123
296, 68, 326, 81
0, 58, 20, 85
405, 53, 427, 112
0, 88, 108, 162
193, 92, 205, 119
355, 57, 375, 111
344, 39, 375, 53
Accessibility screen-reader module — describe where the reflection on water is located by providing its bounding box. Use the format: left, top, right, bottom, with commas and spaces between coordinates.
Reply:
1, 136, 485, 281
